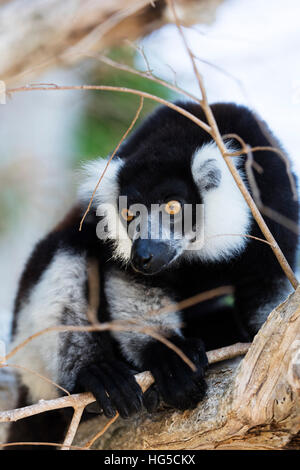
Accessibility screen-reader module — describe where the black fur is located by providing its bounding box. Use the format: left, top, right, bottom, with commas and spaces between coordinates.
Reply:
8, 102, 298, 448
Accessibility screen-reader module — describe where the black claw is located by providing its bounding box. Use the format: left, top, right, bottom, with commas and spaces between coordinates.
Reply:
104, 405, 117, 419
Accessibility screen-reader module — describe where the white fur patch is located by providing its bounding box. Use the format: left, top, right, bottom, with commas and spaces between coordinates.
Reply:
9, 250, 88, 402
78, 157, 132, 263
104, 267, 182, 368
190, 142, 251, 262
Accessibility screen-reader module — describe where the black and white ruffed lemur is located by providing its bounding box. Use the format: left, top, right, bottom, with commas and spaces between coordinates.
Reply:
7, 102, 298, 447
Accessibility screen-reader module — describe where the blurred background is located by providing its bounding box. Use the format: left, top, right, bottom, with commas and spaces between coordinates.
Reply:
0, 0, 299, 347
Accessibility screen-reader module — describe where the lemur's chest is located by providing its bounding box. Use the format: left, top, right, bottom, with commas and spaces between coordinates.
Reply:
104, 267, 181, 328
103, 267, 182, 367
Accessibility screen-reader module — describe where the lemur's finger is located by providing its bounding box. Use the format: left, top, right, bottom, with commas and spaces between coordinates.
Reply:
77, 367, 116, 418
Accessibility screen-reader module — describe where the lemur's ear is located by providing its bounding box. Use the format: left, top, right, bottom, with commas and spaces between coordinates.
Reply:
193, 158, 222, 192
191, 144, 222, 192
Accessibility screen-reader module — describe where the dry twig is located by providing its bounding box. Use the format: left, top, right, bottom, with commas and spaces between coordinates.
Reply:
79, 95, 144, 231
0, 342, 251, 449
5, 321, 195, 372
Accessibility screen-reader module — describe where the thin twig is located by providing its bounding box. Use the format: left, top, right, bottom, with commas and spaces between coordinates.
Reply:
146, 286, 233, 318
222, 134, 299, 235
82, 413, 119, 450
5, 283, 235, 367
5, 321, 195, 371
167, 1, 206, 106
245, 149, 262, 205
258, 205, 300, 235
222, 133, 298, 201
124, 39, 153, 75
61, 406, 85, 450
89, 53, 199, 103
208, 233, 273, 247
0, 363, 70, 396
7, 84, 211, 134
79, 96, 144, 231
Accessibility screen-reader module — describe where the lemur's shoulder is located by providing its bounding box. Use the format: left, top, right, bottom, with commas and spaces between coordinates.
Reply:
12, 204, 100, 334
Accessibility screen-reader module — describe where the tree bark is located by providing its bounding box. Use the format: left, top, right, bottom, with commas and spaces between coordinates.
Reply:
0, 0, 224, 85
74, 287, 300, 450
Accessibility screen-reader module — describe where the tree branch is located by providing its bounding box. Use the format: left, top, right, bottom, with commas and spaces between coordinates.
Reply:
0, 0, 224, 85
73, 288, 300, 450
0, 342, 251, 450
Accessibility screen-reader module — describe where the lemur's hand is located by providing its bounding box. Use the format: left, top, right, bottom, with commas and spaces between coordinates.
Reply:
77, 360, 143, 419
142, 337, 208, 411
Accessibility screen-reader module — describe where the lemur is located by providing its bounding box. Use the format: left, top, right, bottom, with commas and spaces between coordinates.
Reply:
7, 101, 298, 447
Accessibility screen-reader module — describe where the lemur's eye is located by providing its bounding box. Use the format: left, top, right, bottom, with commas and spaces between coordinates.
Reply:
164, 200, 182, 215
121, 208, 135, 221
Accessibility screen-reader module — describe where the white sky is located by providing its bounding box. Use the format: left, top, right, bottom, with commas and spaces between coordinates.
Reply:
139, 0, 300, 176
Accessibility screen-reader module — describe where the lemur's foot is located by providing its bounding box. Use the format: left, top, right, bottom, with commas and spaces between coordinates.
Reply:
142, 337, 208, 410
77, 360, 143, 419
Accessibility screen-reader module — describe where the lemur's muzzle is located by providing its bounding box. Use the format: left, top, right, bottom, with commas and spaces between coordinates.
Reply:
130, 239, 176, 275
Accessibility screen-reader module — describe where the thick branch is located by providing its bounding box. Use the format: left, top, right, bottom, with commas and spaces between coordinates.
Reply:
0, 342, 249, 425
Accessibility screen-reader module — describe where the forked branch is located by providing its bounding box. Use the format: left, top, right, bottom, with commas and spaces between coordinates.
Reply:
0, 342, 251, 449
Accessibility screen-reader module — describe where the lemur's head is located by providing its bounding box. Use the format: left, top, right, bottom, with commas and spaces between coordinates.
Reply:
79, 102, 251, 275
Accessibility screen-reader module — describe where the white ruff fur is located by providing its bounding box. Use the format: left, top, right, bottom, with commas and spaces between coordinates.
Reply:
190, 142, 251, 262
78, 157, 132, 262
9, 251, 88, 402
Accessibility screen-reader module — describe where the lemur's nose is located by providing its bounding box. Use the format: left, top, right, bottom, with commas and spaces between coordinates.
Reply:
130, 239, 176, 275
131, 240, 153, 272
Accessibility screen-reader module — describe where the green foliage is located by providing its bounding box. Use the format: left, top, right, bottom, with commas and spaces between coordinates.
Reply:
73, 47, 176, 165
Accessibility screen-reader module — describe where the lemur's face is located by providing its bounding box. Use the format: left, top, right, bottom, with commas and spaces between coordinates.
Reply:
117, 159, 202, 275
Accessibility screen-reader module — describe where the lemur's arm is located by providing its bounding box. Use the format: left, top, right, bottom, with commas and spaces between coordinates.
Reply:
103, 267, 209, 411
10, 217, 144, 419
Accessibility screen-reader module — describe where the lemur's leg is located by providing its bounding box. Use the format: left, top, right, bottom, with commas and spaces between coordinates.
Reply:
10, 249, 104, 404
